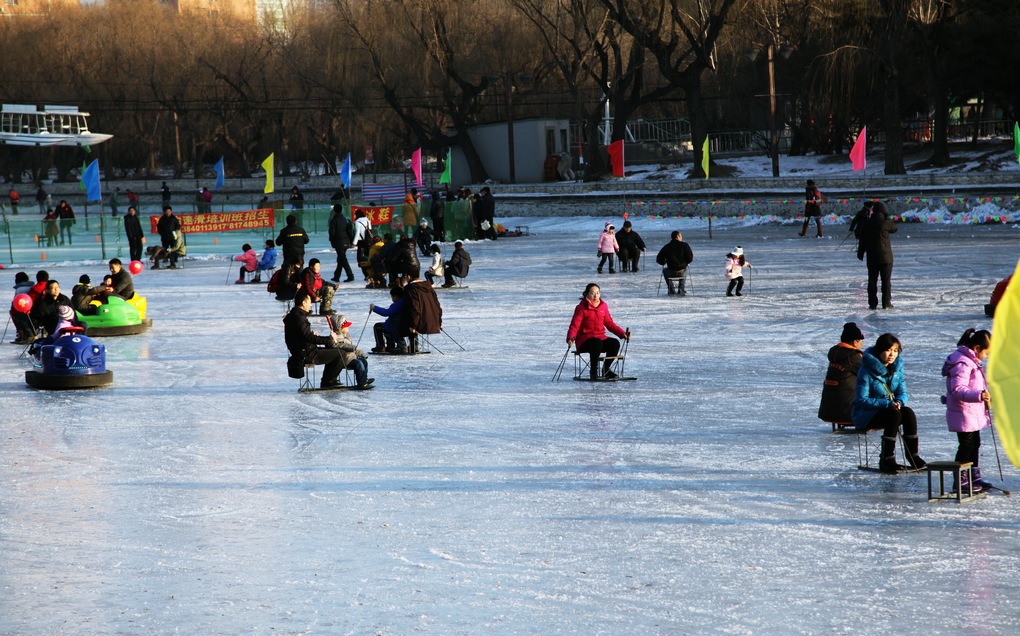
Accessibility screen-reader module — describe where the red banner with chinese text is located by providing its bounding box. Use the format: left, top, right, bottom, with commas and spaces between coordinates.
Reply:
149, 209, 274, 234
351, 206, 394, 226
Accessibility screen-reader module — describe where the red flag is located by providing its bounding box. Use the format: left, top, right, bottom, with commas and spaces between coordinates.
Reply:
850, 127, 867, 172
608, 140, 624, 177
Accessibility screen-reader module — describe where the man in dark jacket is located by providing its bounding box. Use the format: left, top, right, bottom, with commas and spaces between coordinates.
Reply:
156, 205, 180, 252
276, 214, 310, 271
430, 190, 445, 241
859, 201, 897, 310
283, 292, 343, 389
108, 258, 136, 300
124, 206, 144, 262
327, 205, 354, 283
390, 236, 421, 285
442, 241, 471, 288
616, 220, 647, 272
477, 187, 497, 240
655, 231, 694, 295
400, 275, 442, 353
30, 280, 72, 336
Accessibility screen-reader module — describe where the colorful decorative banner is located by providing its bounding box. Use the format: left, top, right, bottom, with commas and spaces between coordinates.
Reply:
624, 194, 1020, 208
351, 205, 394, 226
148, 209, 274, 234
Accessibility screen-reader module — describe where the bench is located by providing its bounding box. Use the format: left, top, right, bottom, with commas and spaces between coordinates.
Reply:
927, 461, 987, 503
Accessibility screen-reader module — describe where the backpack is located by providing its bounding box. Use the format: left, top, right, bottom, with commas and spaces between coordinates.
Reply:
266, 269, 282, 293
400, 281, 442, 336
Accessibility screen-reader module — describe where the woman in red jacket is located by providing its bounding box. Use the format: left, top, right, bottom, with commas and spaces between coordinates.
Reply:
566, 283, 630, 380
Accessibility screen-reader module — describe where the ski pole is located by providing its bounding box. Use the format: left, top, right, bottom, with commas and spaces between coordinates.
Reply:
835, 231, 853, 252
225, 258, 234, 284
619, 329, 631, 378
1, 313, 10, 343
989, 405, 1005, 481
441, 327, 466, 351
552, 345, 570, 382
355, 309, 371, 349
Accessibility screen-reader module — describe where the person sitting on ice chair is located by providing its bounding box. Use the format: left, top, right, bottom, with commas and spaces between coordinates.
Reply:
283, 292, 343, 389
566, 282, 630, 381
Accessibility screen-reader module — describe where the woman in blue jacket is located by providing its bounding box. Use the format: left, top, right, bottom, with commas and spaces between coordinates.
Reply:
851, 333, 926, 474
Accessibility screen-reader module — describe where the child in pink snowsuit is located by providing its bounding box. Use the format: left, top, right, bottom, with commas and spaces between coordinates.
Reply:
942, 328, 993, 493
596, 222, 619, 274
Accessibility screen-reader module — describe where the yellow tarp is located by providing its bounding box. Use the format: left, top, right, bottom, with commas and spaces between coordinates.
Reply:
988, 258, 1020, 467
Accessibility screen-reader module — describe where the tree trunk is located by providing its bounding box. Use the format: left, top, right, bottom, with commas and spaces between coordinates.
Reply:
685, 73, 709, 179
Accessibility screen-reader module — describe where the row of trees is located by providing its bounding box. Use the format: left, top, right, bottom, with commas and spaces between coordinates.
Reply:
0, 0, 1017, 184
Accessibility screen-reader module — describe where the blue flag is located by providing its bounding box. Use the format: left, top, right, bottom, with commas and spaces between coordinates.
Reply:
340, 153, 352, 189
81, 159, 102, 202
214, 157, 225, 190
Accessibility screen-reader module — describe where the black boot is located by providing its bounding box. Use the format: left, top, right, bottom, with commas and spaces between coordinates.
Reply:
879, 436, 900, 474
902, 434, 926, 469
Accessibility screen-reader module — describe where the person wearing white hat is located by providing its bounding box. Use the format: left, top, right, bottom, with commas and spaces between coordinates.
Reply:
725, 246, 752, 297
596, 222, 619, 274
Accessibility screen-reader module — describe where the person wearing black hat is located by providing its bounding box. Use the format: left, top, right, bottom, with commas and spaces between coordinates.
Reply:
818, 322, 865, 424
10, 272, 36, 344
71, 274, 105, 316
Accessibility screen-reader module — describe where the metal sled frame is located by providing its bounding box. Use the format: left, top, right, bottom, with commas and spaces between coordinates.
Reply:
656, 270, 693, 296
857, 428, 913, 472
573, 351, 626, 381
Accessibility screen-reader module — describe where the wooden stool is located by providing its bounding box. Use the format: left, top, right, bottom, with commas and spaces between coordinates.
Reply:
927, 461, 987, 503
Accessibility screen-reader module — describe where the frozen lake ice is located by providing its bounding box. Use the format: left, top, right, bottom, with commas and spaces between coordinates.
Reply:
1, 216, 1018, 634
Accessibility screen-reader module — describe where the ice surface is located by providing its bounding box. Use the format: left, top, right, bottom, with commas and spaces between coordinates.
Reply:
1, 217, 1018, 634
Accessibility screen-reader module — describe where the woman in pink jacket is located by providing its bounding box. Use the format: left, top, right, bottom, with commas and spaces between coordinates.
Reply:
942, 328, 993, 492
596, 222, 619, 274
567, 283, 630, 380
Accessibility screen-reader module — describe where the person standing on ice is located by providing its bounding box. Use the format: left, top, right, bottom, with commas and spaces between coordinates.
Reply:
567, 283, 630, 381
799, 179, 823, 237
818, 322, 864, 423
941, 329, 994, 493
596, 222, 619, 274
655, 230, 694, 296
851, 333, 926, 474
858, 201, 897, 310
724, 246, 752, 297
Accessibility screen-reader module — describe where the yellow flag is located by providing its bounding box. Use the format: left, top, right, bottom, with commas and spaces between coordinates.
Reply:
988, 259, 1020, 467
701, 136, 709, 180
261, 153, 274, 194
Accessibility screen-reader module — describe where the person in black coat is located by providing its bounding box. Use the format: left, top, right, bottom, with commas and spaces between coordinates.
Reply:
391, 236, 422, 284
327, 205, 354, 283
283, 292, 343, 388
655, 231, 694, 295
414, 220, 434, 256
124, 206, 144, 262
276, 214, 310, 271
430, 190, 445, 241
477, 187, 497, 240
30, 280, 72, 336
818, 322, 865, 423
107, 258, 135, 300
858, 201, 897, 310
156, 205, 181, 252
616, 220, 646, 272
442, 241, 471, 287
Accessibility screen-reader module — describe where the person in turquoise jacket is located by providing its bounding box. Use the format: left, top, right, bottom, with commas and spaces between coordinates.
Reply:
851, 333, 926, 474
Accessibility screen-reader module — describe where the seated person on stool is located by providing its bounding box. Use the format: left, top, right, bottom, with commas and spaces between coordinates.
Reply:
331, 314, 373, 389
566, 282, 630, 380
442, 241, 471, 288
283, 292, 343, 389
301, 258, 337, 315
370, 287, 406, 353
655, 230, 694, 296
233, 243, 258, 284
818, 322, 864, 424
255, 240, 277, 282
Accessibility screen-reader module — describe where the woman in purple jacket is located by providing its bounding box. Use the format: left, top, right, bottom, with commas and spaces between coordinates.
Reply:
942, 329, 993, 492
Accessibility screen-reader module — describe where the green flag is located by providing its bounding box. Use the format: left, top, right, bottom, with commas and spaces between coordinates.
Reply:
701, 136, 710, 180
439, 149, 452, 185
1014, 122, 1020, 167
79, 161, 87, 190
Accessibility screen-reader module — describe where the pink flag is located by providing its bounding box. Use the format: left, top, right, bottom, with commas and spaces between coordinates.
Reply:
411, 148, 422, 186
850, 127, 867, 172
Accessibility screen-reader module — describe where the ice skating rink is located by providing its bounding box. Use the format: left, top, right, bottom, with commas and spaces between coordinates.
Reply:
1, 217, 1018, 634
